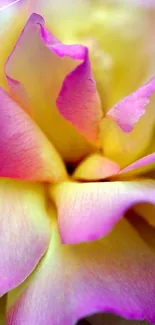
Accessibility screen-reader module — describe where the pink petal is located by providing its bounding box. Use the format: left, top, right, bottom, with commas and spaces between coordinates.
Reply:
100, 93, 155, 169
73, 154, 120, 181
50, 179, 155, 244
55, 43, 102, 145
107, 78, 155, 132
7, 217, 155, 324
0, 87, 67, 182
0, 179, 51, 296
5, 13, 101, 162
120, 152, 155, 176
41, 25, 102, 142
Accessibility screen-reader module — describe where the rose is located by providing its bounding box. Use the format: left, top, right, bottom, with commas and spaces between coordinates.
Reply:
0, 1, 155, 325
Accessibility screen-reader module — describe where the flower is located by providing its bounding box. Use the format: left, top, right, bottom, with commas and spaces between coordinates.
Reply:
0, 1, 155, 325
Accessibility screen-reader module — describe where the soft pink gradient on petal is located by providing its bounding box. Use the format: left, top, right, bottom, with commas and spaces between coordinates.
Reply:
73, 154, 120, 181
120, 152, 155, 176
55, 48, 102, 145
0, 179, 51, 296
107, 79, 155, 132
50, 179, 155, 244
100, 94, 155, 169
5, 13, 100, 162
0, 87, 67, 182
40, 23, 102, 144
7, 218, 155, 324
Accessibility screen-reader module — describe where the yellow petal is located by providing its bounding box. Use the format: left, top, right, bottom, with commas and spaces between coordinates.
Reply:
73, 153, 120, 181
6, 216, 155, 324
0, 178, 51, 296
100, 97, 155, 168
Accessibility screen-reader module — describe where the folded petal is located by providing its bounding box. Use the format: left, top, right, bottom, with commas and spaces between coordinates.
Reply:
50, 179, 155, 244
7, 217, 155, 324
100, 93, 155, 168
0, 178, 51, 296
73, 153, 120, 181
119, 152, 155, 177
56, 43, 102, 145
5, 13, 101, 162
0, 87, 67, 182
107, 78, 155, 133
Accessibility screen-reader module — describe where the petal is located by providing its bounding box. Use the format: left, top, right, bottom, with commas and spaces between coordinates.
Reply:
7, 217, 155, 324
0, 178, 51, 296
31, 0, 92, 48
107, 78, 155, 133
56, 44, 102, 145
0, 87, 67, 182
119, 152, 155, 177
73, 153, 120, 181
50, 179, 155, 244
5, 13, 101, 162
69, 4, 155, 112
100, 93, 155, 168
0, 0, 28, 88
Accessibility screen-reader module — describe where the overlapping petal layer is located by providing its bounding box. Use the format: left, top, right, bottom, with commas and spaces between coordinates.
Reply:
0, 0, 28, 88
107, 78, 155, 132
73, 152, 155, 181
119, 152, 155, 177
76, 5, 154, 109
7, 217, 155, 325
56, 44, 102, 144
5, 13, 102, 162
0, 178, 51, 296
1, 4, 155, 325
100, 80, 155, 168
73, 153, 120, 181
0, 87, 66, 182
50, 179, 155, 244
100, 95, 155, 168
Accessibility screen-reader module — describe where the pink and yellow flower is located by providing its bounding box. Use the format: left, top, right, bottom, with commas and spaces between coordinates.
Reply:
0, 1, 155, 324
